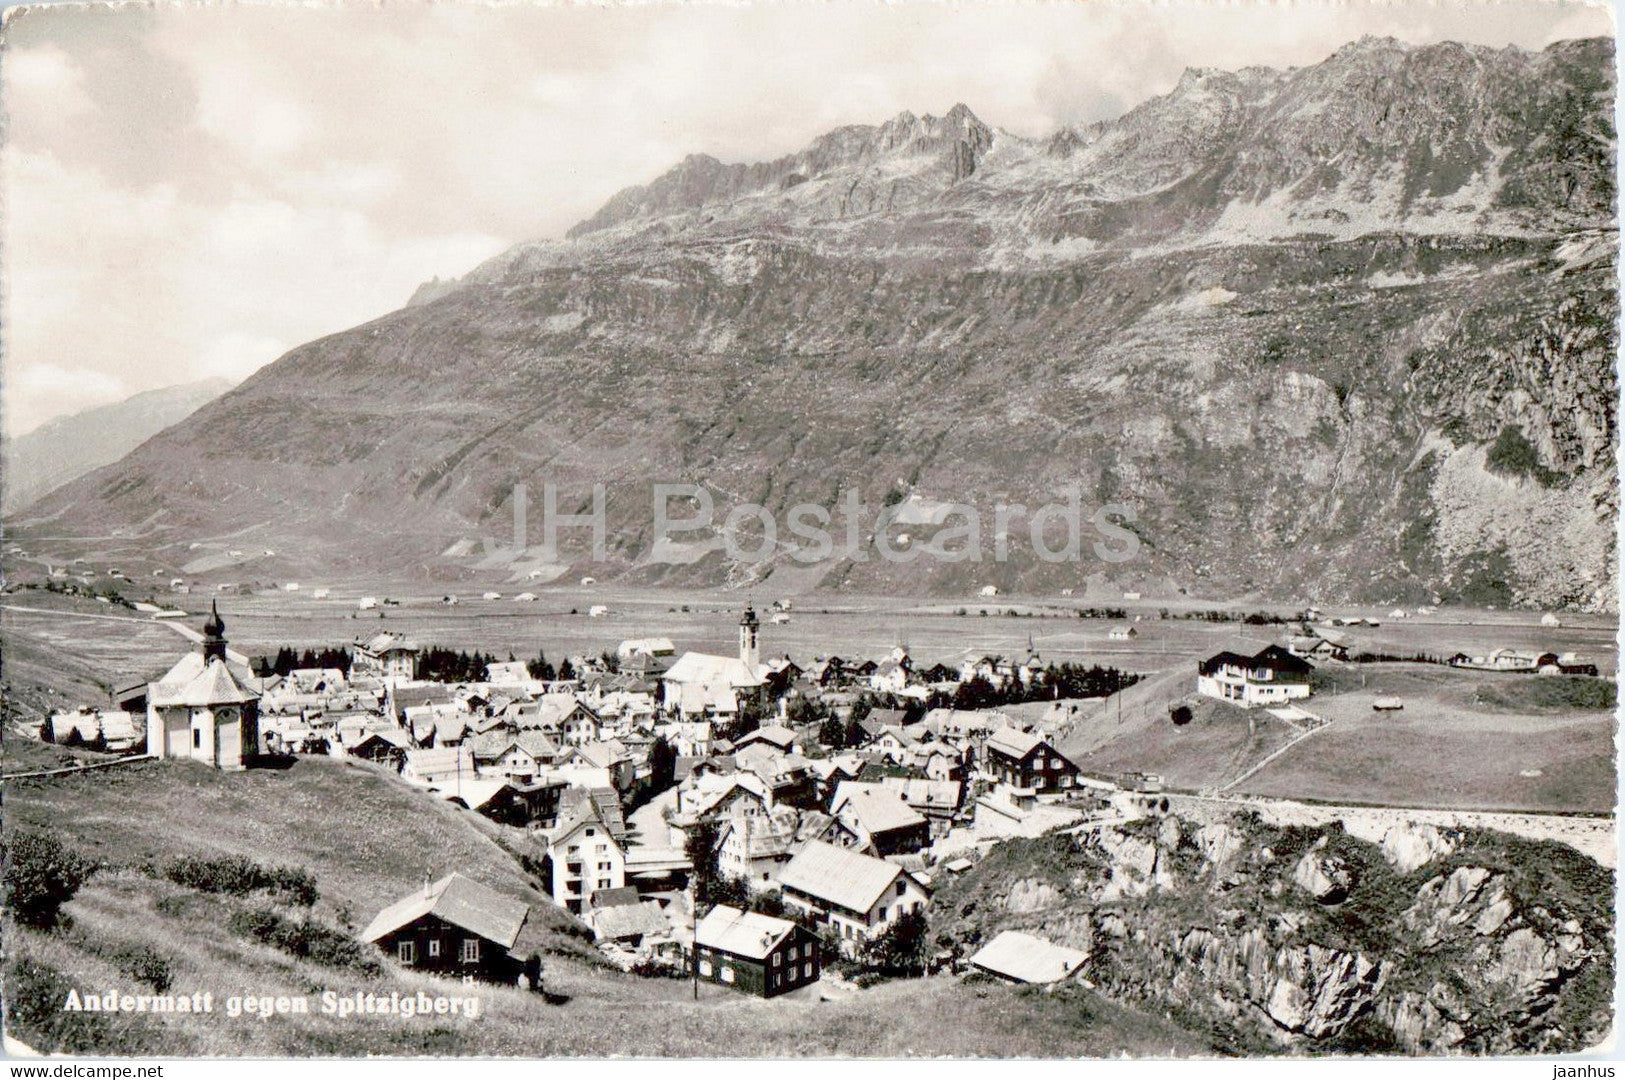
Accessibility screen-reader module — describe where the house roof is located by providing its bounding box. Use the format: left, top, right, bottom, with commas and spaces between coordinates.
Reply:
618, 637, 676, 657
695, 904, 797, 959
736, 723, 796, 750
566, 740, 629, 769
880, 776, 962, 811
833, 782, 927, 835
437, 777, 513, 811
150, 652, 262, 707
555, 785, 628, 843
590, 885, 642, 910
718, 812, 798, 860
593, 900, 670, 942
663, 651, 765, 689
968, 930, 1088, 984
985, 726, 1046, 759
403, 746, 473, 778
350, 729, 411, 751
485, 661, 532, 684
779, 840, 913, 914
360, 873, 528, 949
1199, 642, 1314, 676
361, 632, 418, 655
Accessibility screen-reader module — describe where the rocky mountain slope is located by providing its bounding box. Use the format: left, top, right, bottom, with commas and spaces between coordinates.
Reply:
935, 812, 1614, 1055
12, 37, 1616, 607
3, 378, 233, 514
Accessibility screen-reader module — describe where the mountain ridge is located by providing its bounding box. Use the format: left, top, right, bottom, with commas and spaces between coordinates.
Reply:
11, 36, 1617, 609
3, 377, 235, 515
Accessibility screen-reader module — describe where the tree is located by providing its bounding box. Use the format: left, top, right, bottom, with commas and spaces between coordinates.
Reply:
863, 909, 930, 977
647, 735, 678, 794
684, 817, 738, 910
818, 718, 846, 750
557, 658, 576, 681
4, 830, 92, 929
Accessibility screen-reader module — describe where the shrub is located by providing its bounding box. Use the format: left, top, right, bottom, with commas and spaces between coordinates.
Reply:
4, 830, 93, 929
862, 909, 931, 978
107, 942, 173, 992
162, 855, 317, 906
227, 907, 378, 974
3, 956, 161, 1054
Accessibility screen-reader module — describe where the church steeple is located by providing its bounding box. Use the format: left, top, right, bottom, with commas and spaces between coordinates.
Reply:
739, 604, 760, 669
202, 600, 228, 663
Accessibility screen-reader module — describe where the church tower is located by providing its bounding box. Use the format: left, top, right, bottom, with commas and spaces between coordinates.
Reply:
202, 600, 228, 663
739, 604, 760, 670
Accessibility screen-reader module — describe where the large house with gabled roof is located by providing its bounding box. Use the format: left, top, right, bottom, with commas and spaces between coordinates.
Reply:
1197, 645, 1314, 707
982, 727, 1080, 793
546, 792, 628, 913
693, 904, 821, 998
778, 840, 930, 950
360, 873, 529, 984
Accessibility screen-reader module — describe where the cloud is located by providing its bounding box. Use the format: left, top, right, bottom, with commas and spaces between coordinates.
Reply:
2, 147, 506, 434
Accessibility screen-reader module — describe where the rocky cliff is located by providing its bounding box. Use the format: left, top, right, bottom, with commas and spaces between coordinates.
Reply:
935, 813, 1614, 1054
12, 37, 1616, 607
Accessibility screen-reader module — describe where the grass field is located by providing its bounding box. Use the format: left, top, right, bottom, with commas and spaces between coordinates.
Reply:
4, 756, 1211, 1057
4, 757, 582, 950
1233, 666, 1617, 813
6, 579, 1615, 690
1056, 668, 1302, 791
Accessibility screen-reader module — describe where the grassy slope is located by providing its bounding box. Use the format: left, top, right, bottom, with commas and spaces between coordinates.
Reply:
4, 757, 585, 955
1057, 667, 1300, 791
1057, 662, 1615, 811
4, 754, 1211, 1056
1236, 666, 1616, 812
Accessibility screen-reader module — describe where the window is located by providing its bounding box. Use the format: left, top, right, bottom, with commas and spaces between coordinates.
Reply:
771, 953, 781, 967
460, 938, 480, 964
721, 967, 735, 984
786, 945, 797, 961
896, 880, 906, 897
699, 960, 712, 976
428, 939, 441, 958
193, 728, 202, 749
804, 963, 813, 979
398, 941, 416, 964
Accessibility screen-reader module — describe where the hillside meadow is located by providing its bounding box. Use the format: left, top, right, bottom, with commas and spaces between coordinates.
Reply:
3, 757, 1209, 1057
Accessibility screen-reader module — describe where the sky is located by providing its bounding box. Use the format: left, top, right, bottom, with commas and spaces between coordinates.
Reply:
2, 0, 1613, 436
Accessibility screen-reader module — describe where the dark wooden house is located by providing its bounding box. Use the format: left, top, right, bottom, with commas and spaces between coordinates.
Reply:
692, 904, 821, 998
360, 873, 529, 984
982, 727, 1080, 792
